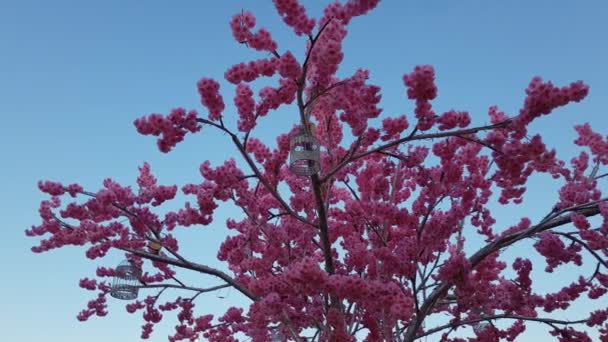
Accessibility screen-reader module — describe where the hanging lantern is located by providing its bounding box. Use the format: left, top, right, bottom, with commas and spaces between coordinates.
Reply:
110, 260, 141, 300
289, 128, 320, 176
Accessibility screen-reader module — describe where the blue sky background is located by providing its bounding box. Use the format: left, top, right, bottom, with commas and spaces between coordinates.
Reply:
1, 1, 607, 341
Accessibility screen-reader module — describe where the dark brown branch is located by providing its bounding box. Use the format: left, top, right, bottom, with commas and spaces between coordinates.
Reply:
416, 314, 588, 339
454, 134, 502, 154
553, 231, 608, 269
595, 172, 608, 180
136, 283, 230, 293
121, 247, 257, 301
418, 252, 443, 298
322, 120, 512, 183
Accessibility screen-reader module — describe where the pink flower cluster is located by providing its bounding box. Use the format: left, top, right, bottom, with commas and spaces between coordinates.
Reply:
326, 275, 414, 320
403, 65, 437, 101
517, 77, 588, 127
197, 78, 225, 121
234, 83, 256, 132
224, 58, 278, 84
334, 70, 382, 136
306, 20, 346, 86
436, 243, 470, 283
256, 78, 298, 116
272, 0, 315, 36
403, 65, 438, 130
542, 277, 589, 312
77, 293, 108, 321
321, 0, 381, 25
575, 123, 608, 165
277, 51, 301, 79
137, 162, 178, 206
134, 108, 200, 153
76, 282, 110, 322
558, 176, 600, 208
229, 11, 278, 52
381, 115, 409, 141
37, 181, 82, 197
437, 110, 471, 131
534, 232, 582, 272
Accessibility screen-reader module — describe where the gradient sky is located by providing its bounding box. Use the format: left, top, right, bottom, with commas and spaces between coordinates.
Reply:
1, 1, 607, 341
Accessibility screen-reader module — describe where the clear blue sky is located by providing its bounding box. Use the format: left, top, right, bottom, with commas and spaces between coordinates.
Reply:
1, 1, 607, 341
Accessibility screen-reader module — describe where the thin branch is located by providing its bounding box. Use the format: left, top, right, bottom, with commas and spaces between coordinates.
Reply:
454, 134, 502, 154
416, 314, 588, 339
136, 283, 230, 293
120, 247, 258, 301
553, 231, 608, 269
322, 120, 512, 183
594, 172, 608, 180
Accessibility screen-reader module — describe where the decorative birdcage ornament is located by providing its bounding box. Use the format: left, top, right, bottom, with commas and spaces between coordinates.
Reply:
289, 127, 320, 176
110, 260, 141, 300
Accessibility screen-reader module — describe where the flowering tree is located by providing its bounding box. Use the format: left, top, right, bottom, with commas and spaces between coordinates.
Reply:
27, 1, 608, 341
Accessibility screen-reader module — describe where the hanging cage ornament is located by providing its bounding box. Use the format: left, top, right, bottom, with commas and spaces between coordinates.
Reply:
110, 260, 142, 300
289, 89, 321, 176
289, 126, 321, 176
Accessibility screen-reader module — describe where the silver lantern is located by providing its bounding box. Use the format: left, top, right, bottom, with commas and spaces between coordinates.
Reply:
110, 260, 141, 300
289, 129, 320, 176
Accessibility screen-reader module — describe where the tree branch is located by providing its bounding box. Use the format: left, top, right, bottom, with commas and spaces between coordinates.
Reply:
416, 314, 588, 339
553, 231, 608, 269
136, 283, 230, 294
322, 120, 512, 183
120, 247, 258, 301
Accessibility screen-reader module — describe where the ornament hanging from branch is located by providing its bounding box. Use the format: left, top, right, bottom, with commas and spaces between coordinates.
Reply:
289, 127, 320, 176
110, 260, 141, 300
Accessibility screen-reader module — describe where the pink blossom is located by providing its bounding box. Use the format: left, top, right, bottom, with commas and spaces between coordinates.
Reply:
224, 58, 278, 84
273, 0, 315, 36
134, 108, 200, 153
197, 78, 225, 121
234, 83, 256, 132
403, 65, 438, 130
